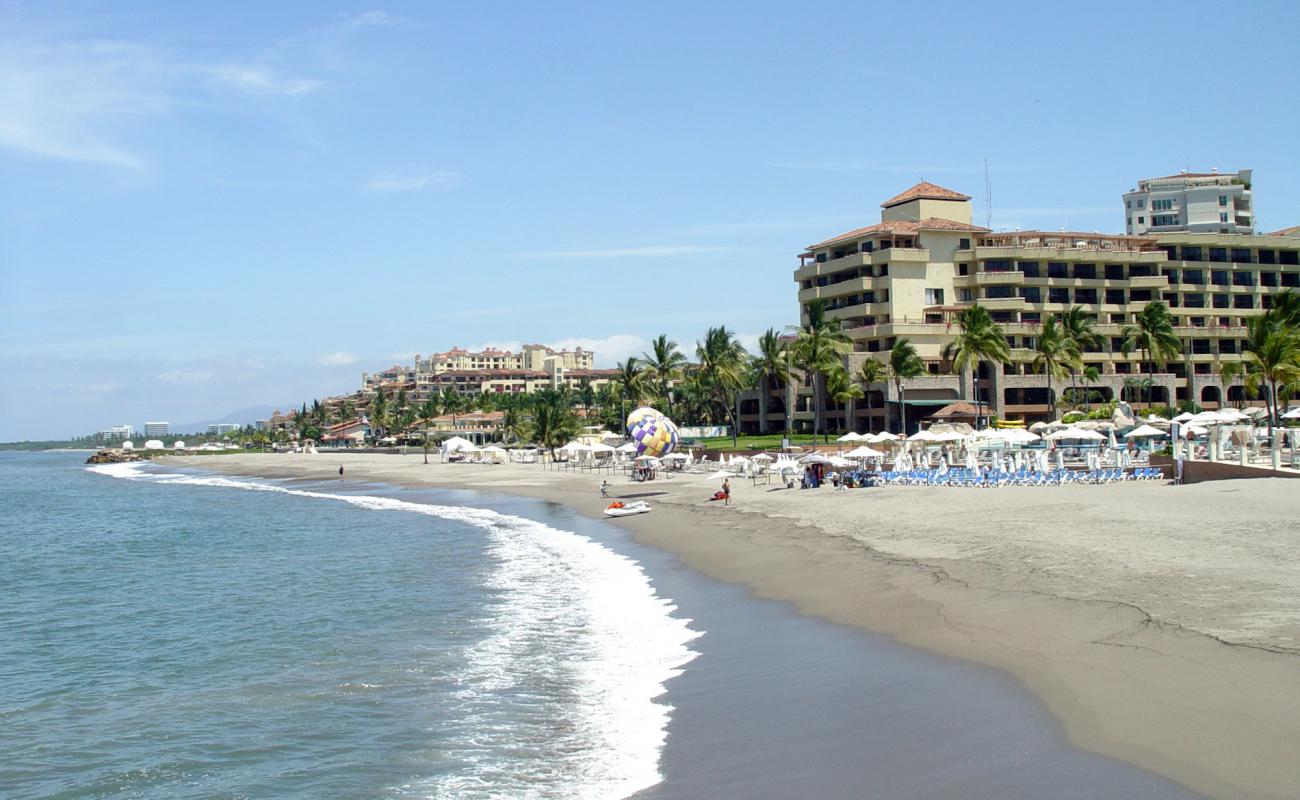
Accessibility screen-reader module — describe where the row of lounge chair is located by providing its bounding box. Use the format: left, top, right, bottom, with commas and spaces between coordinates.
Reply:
872, 467, 1165, 487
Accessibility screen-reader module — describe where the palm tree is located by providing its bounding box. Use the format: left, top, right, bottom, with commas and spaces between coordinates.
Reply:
614, 358, 646, 425
1031, 315, 1078, 420
1120, 301, 1181, 409
695, 326, 749, 447
1244, 316, 1300, 437
440, 387, 464, 428
1218, 361, 1244, 409
642, 335, 687, 417
1080, 365, 1101, 410
1059, 306, 1103, 408
417, 395, 440, 464
501, 405, 528, 445
941, 305, 1011, 428
529, 389, 579, 457
888, 338, 925, 434
856, 358, 889, 433
751, 328, 794, 434
369, 390, 389, 442
826, 363, 863, 433
794, 299, 852, 443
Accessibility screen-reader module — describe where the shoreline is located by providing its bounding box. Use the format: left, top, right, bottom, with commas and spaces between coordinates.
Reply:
165, 453, 1300, 799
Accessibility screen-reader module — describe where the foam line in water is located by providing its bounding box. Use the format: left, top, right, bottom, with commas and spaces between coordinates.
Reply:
89, 462, 701, 799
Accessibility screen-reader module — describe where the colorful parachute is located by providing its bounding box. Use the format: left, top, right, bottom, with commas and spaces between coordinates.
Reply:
626, 406, 679, 458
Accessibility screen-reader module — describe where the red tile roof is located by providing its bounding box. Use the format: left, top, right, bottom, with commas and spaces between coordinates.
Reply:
1144, 172, 1225, 182
809, 218, 987, 249
1267, 225, 1300, 237
880, 181, 971, 208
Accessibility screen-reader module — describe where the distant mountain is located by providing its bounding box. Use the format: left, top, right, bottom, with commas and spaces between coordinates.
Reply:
178, 404, 284, 432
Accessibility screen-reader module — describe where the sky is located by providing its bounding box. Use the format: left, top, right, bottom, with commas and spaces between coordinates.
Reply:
2, 0, 1299, 439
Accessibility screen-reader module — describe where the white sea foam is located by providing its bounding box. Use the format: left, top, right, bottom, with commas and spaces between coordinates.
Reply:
88, 463, 701, 799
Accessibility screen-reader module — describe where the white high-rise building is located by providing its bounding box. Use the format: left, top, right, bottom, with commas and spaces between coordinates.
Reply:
144, 421, 170, 437
1123, 169, 1253, 235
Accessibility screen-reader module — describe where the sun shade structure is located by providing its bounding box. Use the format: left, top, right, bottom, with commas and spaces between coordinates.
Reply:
844, 445, 886, 458
1124, 424, 1167, 438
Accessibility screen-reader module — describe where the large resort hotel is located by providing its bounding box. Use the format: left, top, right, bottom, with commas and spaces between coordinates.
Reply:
774, 176, 1300, 433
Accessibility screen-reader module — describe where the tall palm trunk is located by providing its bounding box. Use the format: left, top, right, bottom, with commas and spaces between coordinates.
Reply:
758, 376, 769, 434
895, 378, 907, 434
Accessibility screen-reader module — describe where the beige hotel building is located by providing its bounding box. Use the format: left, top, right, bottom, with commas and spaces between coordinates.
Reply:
754, 179, 1300, 434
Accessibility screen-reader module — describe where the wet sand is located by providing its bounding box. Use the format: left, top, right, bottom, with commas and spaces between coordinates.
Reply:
166, 453, 1300, 799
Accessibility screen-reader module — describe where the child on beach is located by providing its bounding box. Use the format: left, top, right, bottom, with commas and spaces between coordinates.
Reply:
600, 479, 609, 498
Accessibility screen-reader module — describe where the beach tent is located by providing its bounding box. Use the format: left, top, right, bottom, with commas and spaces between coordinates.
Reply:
844, 445, 886, 459
122, 441, 134, 450
144, 439, 165, 449
1124, 424, 1167, 439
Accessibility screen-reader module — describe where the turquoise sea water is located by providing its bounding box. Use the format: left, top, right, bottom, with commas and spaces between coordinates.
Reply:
0, 453, 698, 799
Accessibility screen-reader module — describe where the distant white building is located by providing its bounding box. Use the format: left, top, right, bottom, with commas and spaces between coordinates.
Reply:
1123, 169, 1254, 235
207, 423, 242, 435
98, 424, 134, 441
144, 421, 170, 437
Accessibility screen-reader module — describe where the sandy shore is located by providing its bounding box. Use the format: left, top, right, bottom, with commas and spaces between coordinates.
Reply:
166, 453, 1300, 799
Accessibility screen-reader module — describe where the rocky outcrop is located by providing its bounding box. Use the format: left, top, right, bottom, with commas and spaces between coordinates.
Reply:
85, 449, 145, 464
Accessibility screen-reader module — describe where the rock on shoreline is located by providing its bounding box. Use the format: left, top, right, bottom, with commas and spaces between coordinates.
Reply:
86, 449, 147, 464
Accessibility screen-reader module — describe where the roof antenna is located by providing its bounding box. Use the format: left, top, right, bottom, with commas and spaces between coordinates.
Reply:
983, 159, 993, 229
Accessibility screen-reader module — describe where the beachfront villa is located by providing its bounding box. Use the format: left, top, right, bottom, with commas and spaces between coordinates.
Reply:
362, 345, 616, 402
771, 178, 1300, 434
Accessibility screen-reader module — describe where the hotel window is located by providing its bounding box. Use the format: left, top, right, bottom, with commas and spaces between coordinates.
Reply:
1138, 198, 1145, 208
1232, 248, 1252, 264
925, 288, 945, 305
1018, 287, 1041, 303
1220, 213, 1229, 223
1182, 269, 1204, 284
1281, 251, 1299, 266
1021, 312, 1041, 324
879, 264, 890, 275
1163, 292, 1180, 307
1283, 273, 1300, 288
1073, 264, 1097, 280
1184, 294, 1205, 308
1130, 290, 1153, 302
1048, 288, 1070, 304
1075, 288, 1098, 304
985, 259, 1013, 272
1219, 195, 1228, 206
985, 286, 1014, 299
958, 263, 969, 276
1209, 248, 1227, 263
1233, 295, 1255, 309
1105, 264, 1125, 280
1018, 261, 1041, 277
1048, 262, 1069, 279
1232, 272, 1254, 287
1259, 249, 1277, 264
1182, 246, 1203, 261
1211, 270, 1229, 286
1213, 294, 1230, 309
1137, 216, 1145, 225
1261, 272, 1278, 287
959, 238, 970, 250
1105, 289, 1126, 305
1220, 340, 1237, 354
958, 288, 974, 302
1189, 317, 1206, 327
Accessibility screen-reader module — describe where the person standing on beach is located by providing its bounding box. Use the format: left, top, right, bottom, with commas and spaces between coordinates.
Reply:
722, 478, 731, 506
600, 479, 609, 498
338, 465, 344, 478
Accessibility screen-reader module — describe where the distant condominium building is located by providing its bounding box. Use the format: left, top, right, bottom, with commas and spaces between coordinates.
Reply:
207, 423, 242, 435
362, 343, 608, 399
144, 421, 169, 437
1123, 169, 1253, 235
98, 424, 135, 441
758, 180, 1300, 434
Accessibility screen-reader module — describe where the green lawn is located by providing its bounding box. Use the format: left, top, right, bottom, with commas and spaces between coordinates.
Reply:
683, 433, 839, 452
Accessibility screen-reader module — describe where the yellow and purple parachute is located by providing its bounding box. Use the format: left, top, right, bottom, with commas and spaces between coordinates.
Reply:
626, 406, 679, 458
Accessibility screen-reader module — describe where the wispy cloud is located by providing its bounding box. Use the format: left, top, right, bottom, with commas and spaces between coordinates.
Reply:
340, 10, 411, 29
0, 30, 322, 168
519, 245, 737, 259
157, 370, 215, 383
318, 351, 358, 366
207, 65, 321, 96
366, 169, 462, 192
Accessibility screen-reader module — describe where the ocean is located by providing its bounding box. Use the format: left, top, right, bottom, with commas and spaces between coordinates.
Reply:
2, 452, 1202, 799
2, 452, 697, 799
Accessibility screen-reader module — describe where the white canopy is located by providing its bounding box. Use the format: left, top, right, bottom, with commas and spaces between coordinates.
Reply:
906, 430, 939, 442
1187, 410, 1239, 425
974, 427, 1003, 438
799, 453, 834, 465
828, 456, 855, 468
703, 469, 732, 480
588, 443, 617, 455
616, 442, 639, 453
441, 436, 477, 453
1172, 411, 1196, 423
1283, 407, 1300, 420
481, 445, 507, 452
866, 431, 902, 443
844, 445, 886, 458
144, 439, 164, 449
633, 455, 661, 464
661, 452, 690, 461
1124, 424, 1167, 439
750, 453, 774, 462
1000, 428, 1041, 444
1047, 427, 1106, 441
1146, 414, 1169, 423
1183, 425, 1210, 438
930, 430, 968, 442
836, 432, 864, 442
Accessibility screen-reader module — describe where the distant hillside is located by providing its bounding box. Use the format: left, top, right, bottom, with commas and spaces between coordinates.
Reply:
178, 404, 284, 432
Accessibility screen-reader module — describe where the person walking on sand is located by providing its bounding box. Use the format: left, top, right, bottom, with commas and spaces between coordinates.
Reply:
600, 479, 609, 498
338, 465, 344, 478
722, 478, 731, 506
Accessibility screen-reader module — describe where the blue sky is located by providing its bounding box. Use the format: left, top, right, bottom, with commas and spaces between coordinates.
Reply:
2, 0, 1298, 439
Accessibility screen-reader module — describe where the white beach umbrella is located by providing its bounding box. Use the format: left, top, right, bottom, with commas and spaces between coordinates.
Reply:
1146, 414, 1169, 423
829, 456, 855, 468
867, 431, 901, 443
1172, 411, 1196, 423
1183, 425, 1209, 438
661, 452, 690, 461
844, 445, 886, 459
1283, 407, 1300, 420
616, 441, 639, 453
906, 429, 938, 442
702, 470, 732, 481
1124, 424, 1167, 438
799, 453, 833, 465
1001, 428, 1041, 445
750, 453, 774, 462
836, 432, 863, 442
